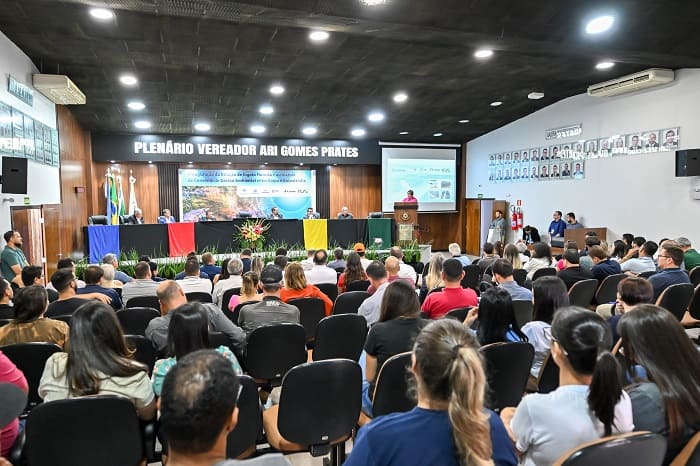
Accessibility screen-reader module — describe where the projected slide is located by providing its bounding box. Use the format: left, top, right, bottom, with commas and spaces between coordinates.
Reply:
382, 147, 458, 212
179, 169, 315, 221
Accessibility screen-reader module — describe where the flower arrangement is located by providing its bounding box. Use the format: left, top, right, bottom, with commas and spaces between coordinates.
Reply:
234, 219, 270, 250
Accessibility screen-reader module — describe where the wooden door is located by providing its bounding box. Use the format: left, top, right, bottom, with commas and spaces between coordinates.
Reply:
42, 204, 63, 281
10, 206, 44, 269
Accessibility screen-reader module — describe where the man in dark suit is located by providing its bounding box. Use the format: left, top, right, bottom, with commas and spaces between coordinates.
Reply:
127, 208, 145, 224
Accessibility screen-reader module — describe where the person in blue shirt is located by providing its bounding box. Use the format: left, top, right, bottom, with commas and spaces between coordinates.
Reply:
157, 208, 176, 224
648, 244, 690, 301
345, 319, 518, 466
548, 210, 567, 240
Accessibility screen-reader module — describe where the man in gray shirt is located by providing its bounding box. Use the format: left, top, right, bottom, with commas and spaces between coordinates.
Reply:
492, 259, 532, 301
238, 265, 300, 337
565, 212, 584, 230
159, 350, 290, 466
357, 261, 389, 326
121, 261, 159, 304
146, 280, 246, 356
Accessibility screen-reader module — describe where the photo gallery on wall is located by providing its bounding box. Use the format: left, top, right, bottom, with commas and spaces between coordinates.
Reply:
488, 127, 680, 183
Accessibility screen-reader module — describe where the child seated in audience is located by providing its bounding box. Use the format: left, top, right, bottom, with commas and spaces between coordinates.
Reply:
500, 307, 633, 465
38, 301, 156, 420
618, 304, 700, 463
151, 303, 242, 396
346, 319, 518, 466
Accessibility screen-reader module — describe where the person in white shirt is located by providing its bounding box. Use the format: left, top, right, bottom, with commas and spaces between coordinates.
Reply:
121, 261, 159, 304
212, 258, 244, 307
304, 249, 338, 285
501, 307, 634, 466
448, 243, 470, 267
357, 262, 389, 326
389, 246, 417, 285
178, 259, 213, 295
620, 241, 658, 275
300, 249, 315, 271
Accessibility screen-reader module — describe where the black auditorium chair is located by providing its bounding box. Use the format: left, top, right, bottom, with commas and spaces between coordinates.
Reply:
312, 314, 368, 362
288, 297, 326, 342
125, 295, 160, 311
332, 291, 370, 315
567, 279, 599, 308
371, 352, 415, 417
687, 284, 700, 321
535, 351, 560, 394
345, 279, 370, 292
245, 324, 307, 387
221, 287, 241, 312
689, 266, 700, 286
316, 282, 339, 303
1, 342, 62, 414
593, 274, 626, 306
512, 300, 533, 329
265, 359, 362, 466
480, 342, 534, 411
229, 300, 258, 325
124, 334, 157, 376
513, 268, 528, 287
117, 307, 159, 336
553, 432, 666, 466
87, 215, 109, 225
655, 283, 694, 321
186, 292, 213, 303
444, 307, 471, 322
532, 267, 557, 281
226, 375, 262, 459
461, 264, 481, 291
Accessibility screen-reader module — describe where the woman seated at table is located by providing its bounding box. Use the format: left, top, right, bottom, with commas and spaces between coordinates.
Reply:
38, 301, 156, 420
0, 286, 69, 349
228, 271, 263, 311
280, 262, 333, 316
337, 251, 368, 294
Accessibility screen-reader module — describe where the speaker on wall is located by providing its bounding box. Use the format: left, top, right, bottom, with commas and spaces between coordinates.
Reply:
1, 157, 28, 194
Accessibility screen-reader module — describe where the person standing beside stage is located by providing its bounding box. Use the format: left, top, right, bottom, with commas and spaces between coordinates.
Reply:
1, 231, 28, 288
402, 190, 418, 203
157, 208, 176, 223
337, 206, 354, 219
489, 210, 506, 243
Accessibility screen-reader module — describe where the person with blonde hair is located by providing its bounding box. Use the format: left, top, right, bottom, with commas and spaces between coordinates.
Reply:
99, 263, 123, 288
502, 244, 523, 270
419, 254, 444, 304
227, 271, 262, 311
280, 262, 333, 316
346, 319, 517, 466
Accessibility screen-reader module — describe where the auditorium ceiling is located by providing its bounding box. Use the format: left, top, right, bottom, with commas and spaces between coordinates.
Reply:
1, 0, 699, 143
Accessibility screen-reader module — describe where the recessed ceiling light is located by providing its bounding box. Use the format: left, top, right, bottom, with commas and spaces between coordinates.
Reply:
109, 160, 115, 163
134, 120, 151, 129
399, 131, 409, 135
586, 15, 615, 34
351, 128, 366, 137
89, 8, 114, 20
458, 119, 470, 123
595, 61, 615, 70
188, 161, 193, 164
367, 111, 385, 123
119, 75, 138, 86
250, 124, 266, 134
227, 162, 232, 165
528, 92, 545, 100
302, 126, 318, 136
490, 101, 503, 107
474, 49, 494, 59
259, 104, 274, 115
127, 101, 145, 111
270, 84, 285, 95
194, 122, 211, 132
433, 132, 443, 137
148, 161, 152, 164
360, 0, 388, 5
309, 30, 330, 41
393, 92, 408, 103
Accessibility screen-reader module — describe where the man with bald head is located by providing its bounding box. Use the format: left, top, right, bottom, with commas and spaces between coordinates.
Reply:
145, 280, 246, 355
389, 246, 417, 284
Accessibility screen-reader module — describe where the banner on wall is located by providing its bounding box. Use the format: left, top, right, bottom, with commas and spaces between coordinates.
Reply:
178, 169, 317, 221
487, 126, 680, 184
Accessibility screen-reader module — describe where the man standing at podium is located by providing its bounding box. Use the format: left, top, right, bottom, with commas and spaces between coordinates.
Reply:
402, 190, 418, 203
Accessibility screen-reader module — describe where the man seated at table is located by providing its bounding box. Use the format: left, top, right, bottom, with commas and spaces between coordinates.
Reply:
238, 266, 300, 338
421, 259, 478, 319
337, 206, 354, 219
199, 209, 216, 222
157, 208, 176, 223
303, 207, 320, 219
267, 207, 284, 220
126, 208, 145, 224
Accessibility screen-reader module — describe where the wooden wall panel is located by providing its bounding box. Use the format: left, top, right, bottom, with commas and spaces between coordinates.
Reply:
91, 162, 160, 224
329, 165, 381, 219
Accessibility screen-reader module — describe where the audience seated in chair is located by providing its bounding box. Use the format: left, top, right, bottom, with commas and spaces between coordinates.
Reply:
38, 301, 156, 420
21, 266, 58, 302
648, 245, 690, 301
228, 271, 262, 312
448, 242, 471, 267
101, 253, 132, 284
158, 349, 290, 466
151, 303, 242, 397
596, 277, 653, 343
327, 248, 346, 270
280, 263, 333, 317
470, 287, 528, 346
620, 241, 658, 276
76, 265, 122, 311
617, 304, 700, 463
213, 258, 243, 307
524, 242, 556, 280
99, 263, 123, 289
419, 255, 444, 304
361, 280, 428, 417
357, 261, 390, 326
0, 351, 28, 458
589, 246, 622, 281
421, 259, 478, 319
337, 252, 367, 294
557, 249, 594, 290
346, 319, 518, 466
389, 246, 418, 284
0, 286, 69, 349
492, 259, 533, 301
500, 307, 633, 466
178, 259, 213, 295
0, 279, 13, 320
121, 261, 160, 305
146, 280, 246, 356
45, 268, 111, 318
303, 249, 337, 285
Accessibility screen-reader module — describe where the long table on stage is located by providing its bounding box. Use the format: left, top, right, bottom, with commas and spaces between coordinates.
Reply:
84, 218, 394, 259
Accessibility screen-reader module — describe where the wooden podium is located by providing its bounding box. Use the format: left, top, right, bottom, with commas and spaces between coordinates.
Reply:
393, 202, 418, 243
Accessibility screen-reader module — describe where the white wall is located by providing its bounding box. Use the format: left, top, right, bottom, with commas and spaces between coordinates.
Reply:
0, 30, 60, 234
466, 68, 700, 247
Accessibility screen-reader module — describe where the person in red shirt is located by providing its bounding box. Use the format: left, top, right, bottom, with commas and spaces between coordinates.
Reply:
421, 258, 477, 319
280, 262, 333, 316
0, 350, 28, 457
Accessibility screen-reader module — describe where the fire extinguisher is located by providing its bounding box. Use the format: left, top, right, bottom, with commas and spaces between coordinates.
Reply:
511, 206, 518, 231
517, 207, 524, 229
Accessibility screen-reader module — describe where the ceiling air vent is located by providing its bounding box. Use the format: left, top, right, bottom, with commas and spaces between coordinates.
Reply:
587, 68, 674, 97
32, 74, 86, 105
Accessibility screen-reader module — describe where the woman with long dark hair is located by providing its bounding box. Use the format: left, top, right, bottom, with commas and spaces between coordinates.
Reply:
610, 240, 629, 261
348, 319, 518, 466
38, 301, 156, 419
361, 280, 427, 416
337, 251, 367, 293
523, 242, 555, 280
618, 304, 700, 462
151, 302, 241, 396
476, 287, 528, 346
501, 307, 633, 465
521, 276, 569, 378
